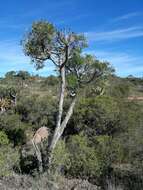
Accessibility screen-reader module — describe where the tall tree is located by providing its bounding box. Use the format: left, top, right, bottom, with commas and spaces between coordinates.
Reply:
22, 21, 113, 171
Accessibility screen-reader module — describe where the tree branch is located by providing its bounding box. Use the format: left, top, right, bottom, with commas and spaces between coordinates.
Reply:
60, 45, 69, 69
80, 70, 103, 84
49, 56, 59, 67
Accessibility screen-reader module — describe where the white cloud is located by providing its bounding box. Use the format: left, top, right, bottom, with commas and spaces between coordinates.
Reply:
0, 40, 142, 77
85, 50, 143, 77
56, 14, 88, 25
85, 27, 143, 43
0, 40, 55, 76
112, 12, 142, 22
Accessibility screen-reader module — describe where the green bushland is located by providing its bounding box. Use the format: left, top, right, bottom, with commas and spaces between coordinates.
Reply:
0, 72, 143, 188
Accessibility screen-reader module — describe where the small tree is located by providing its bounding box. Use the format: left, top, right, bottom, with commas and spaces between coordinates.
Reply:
16, 70, 30, 81
5, 71, 16, 79
22, 21, 113, 171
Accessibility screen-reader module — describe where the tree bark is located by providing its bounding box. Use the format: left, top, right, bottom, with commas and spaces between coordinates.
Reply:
49, 66, 66, 151
49, 97, 76, 151
56, 66, 66, 129
48, 64, 77, 170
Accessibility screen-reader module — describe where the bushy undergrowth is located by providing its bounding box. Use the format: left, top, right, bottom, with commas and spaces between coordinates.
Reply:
0, 73, 143, 189
0, 131, 20, 176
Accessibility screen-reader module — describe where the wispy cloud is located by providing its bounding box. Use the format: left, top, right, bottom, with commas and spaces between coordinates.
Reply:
0, 1, 74, 31
112, 12, 142, 22
0, 17, 26, 30
85, 50, 143, 77
56, 14, 89, 25
0, 40, 55, 77
86, 26, 143, 43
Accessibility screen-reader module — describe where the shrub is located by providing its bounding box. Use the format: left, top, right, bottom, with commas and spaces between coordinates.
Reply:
0, 131, 20, 176
0, 146, 20, 176
51, 140, 70, 174
95, 135, 120, 166
67, 134, 105, 179
73, 96, 119, 137
0, 131, 9, 145
0, 113, 31, 145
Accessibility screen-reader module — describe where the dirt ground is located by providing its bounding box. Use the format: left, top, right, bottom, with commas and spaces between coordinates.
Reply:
0, 175, 100, 190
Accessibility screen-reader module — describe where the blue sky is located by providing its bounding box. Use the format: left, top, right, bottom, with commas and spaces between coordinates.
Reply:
0, 0, 143, 77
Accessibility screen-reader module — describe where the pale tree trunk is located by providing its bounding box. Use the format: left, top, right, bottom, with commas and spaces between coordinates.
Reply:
50, 97, 76, 151
56, 66, 66, 130
49, 66, 66, 151
49, 64, 77, 160
32, 65, 75, 171
32, 65, 77, 171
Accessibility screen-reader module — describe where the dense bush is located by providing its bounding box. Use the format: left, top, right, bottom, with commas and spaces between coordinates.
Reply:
0, 131, 9, 145
72, 96, 120, 138
0, 113, 31, 146
0, 131, 20, 176
66, 134, 105, 179
51, 140, 70, 174
16, 95, 57, 129
0, 145, 20, 176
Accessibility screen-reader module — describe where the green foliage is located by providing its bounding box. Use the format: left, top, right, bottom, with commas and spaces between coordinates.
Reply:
0, 57, 143, 189
51, 140, 70, 173
0, 113, 31, 145
16, 70, 31, 80
16, 94, 56, 128
42, 75, 58, 86
107, 76, 131, 98
95, 135, 122, 166
66, 54, 114, 93
67, 74, 78, 90
0, 86, 10, 98
0, 131, 9, 145
0, 145, 20, 176
0, 85, 17, 99
0, 131, 19, 176
115, 102, 143, 165
22, 20, 87, 70
5, 71, 16, 79
67, 134, 105, 178
73, 96, 119, 137
23, 21, 56, 68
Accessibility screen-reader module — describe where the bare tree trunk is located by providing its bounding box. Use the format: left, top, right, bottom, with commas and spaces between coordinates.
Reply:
57, 66, 66, 129
49, 66, 66, 151
48, 65, 77, 170
49, 97, 76, 151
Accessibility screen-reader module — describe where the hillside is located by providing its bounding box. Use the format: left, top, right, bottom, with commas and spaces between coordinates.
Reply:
0, 71, 143, 189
